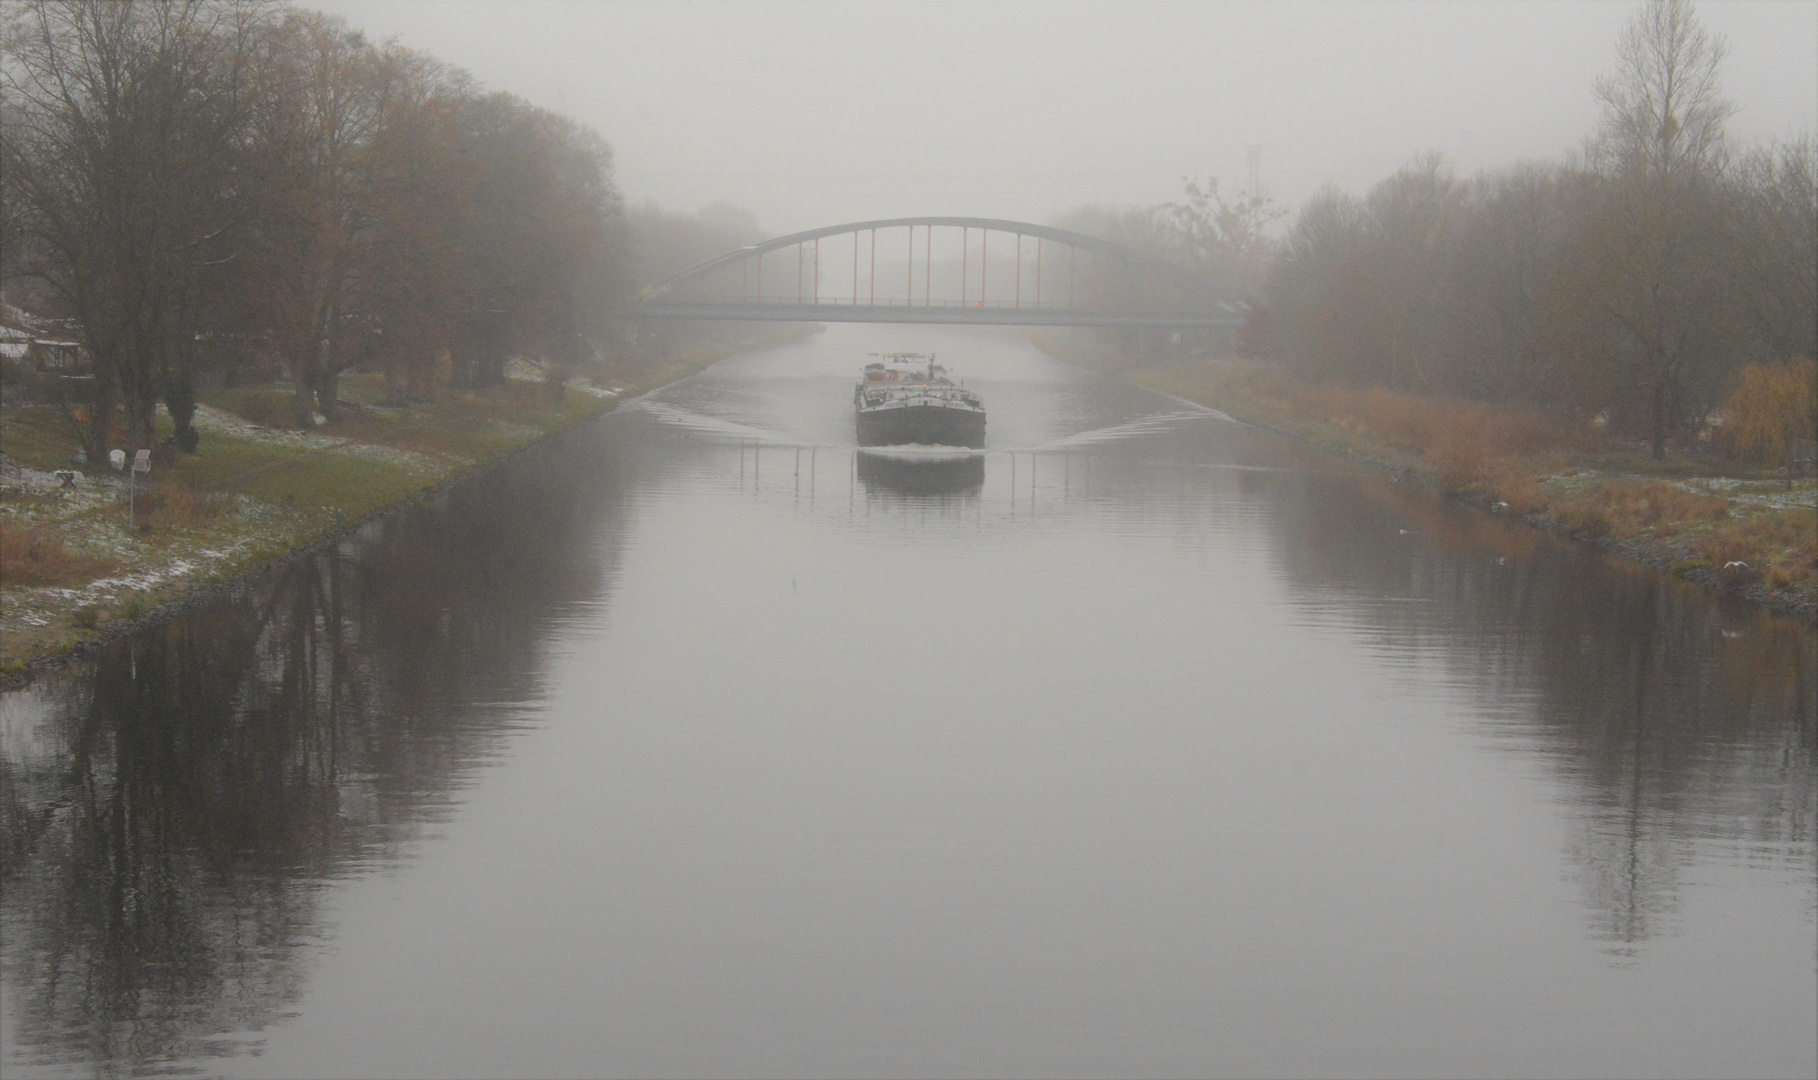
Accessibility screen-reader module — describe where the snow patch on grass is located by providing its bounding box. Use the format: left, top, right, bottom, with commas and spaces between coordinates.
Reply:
505, 357, 620, 398
193, 404, 344, 447
327, 441, 451, 478
487, 420, 545, 445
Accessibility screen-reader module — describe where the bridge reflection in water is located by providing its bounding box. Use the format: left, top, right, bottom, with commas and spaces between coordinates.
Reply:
1, 349, 1811, 1078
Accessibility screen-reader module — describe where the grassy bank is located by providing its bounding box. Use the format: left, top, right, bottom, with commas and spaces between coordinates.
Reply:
1038, 338, 1817, 621
0, 331, 799, 680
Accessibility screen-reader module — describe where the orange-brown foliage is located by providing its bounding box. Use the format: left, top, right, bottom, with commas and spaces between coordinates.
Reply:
1485, 472, 1548, 515
134, 486, 228, 532
1209, 365, 1584, 486
1717, 357, 1816, 465
0, 522, 119, 585
1552, 480, 1729, 540
1699, 512, 1818, 586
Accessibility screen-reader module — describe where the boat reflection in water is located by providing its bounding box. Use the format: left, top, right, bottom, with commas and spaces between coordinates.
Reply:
856, 449, 985, 496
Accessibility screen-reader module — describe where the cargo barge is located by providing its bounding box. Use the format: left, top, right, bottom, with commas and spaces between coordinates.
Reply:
853, 353, 986, 448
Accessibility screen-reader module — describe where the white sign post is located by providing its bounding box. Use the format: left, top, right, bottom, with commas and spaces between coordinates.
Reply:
111, 449, 151, 528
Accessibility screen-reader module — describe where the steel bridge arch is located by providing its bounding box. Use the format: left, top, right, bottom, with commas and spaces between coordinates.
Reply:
642, 216, 1211, 299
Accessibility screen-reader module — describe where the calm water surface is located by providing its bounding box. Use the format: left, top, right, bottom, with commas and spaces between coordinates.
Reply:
2, 326, 1813, 1078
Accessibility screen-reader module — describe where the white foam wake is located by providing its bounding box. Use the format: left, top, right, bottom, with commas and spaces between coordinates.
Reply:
1037, 409, 1214, 450
632, 400, 791, 443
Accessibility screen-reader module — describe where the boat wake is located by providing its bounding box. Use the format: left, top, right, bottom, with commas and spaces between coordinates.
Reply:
855, 444, 985, 460
632, 400, 793, 444
1036, 409, 1220, 450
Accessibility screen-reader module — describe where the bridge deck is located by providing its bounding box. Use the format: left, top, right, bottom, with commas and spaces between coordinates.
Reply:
636, 302, 1245, 329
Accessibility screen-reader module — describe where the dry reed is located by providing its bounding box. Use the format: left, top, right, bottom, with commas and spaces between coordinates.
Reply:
0, 522, 120, 585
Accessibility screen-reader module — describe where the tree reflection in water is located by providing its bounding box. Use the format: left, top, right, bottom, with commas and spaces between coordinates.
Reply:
1246, 444, 1815, 954
0, 421, 633, 1072
0, 411, 1811, 1074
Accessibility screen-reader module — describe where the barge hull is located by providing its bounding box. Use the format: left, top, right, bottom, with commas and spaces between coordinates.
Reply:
856, 405, 987, 448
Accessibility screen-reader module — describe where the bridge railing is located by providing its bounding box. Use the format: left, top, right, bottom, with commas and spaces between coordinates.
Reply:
647, 294, 1247, 314
655, 295, 1102, 310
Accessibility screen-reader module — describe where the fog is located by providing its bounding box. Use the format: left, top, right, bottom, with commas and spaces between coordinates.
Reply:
314, 0, 1816, 232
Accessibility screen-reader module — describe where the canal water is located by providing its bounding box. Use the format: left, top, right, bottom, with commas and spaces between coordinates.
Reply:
2, 326, 1813, 1078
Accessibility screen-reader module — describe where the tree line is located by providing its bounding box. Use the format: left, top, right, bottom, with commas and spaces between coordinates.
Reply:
2, 0, 632, 460
1067, 0, 1816, 460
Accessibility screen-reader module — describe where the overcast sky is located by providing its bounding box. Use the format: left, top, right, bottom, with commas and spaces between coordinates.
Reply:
313, 1, 1818, 235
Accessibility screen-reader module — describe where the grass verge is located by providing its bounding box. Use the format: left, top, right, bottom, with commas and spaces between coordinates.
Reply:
1039, 338, 1817, 621
0, 335, 787, 681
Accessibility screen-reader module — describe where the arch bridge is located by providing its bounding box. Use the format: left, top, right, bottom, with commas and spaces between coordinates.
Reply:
638, 217, 1246, 329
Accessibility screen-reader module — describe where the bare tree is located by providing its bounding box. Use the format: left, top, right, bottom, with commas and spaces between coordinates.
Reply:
1265, 185, 1371, 382
448, 93, 628, 392
1591, 0, 1735, 180
1579, 0, 1737, 456
1442, 164, 1589, 404
349, 52, 476, 405
1242, 0, 1801, 458
1732, 138, 1818, 368
624, 201, 766, 365
242, 8, 395, 426
2, 0, 271, 457
1166, 176, 1284, 298
1360, 152, 1464, 393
